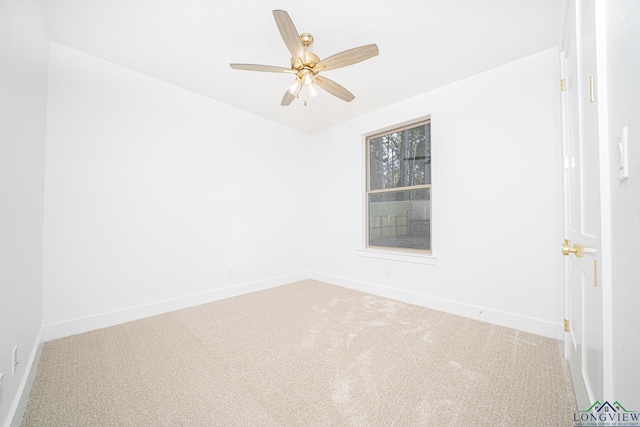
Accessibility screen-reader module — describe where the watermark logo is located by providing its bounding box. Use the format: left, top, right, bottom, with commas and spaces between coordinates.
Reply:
574, 401, 639, 427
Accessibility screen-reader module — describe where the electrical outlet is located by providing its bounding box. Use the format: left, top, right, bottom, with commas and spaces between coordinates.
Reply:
12, 345, 19, 375
617, 126, 629, 180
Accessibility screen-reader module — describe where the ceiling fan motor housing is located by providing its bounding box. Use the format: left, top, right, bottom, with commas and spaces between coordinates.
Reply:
291, 33, 320, 73
291, 51, 320, 73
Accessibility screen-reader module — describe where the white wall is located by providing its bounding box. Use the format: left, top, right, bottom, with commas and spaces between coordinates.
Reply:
308, 48, 565, 339
42, 45, 565, 343
0, 0, 48, 425
602, 0, 640, 409
42, 43, 311, 339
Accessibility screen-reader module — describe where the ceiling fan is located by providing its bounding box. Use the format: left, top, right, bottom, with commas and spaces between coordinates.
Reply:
230, 10, 379, 106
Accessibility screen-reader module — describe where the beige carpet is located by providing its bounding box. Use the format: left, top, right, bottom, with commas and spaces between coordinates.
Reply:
21, 280, 577, 426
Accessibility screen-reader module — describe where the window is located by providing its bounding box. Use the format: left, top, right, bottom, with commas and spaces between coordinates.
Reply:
366, 119, 431, 253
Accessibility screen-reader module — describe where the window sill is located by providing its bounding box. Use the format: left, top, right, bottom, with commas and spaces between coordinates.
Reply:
355, 248, 438, 265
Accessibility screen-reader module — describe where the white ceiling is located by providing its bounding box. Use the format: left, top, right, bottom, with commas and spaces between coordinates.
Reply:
44, 0, 562, 133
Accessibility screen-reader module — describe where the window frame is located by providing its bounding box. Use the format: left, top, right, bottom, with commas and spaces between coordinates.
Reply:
364, 117, 432, 255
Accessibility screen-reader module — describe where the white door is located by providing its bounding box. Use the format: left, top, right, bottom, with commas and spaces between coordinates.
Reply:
560, 0, 603, 409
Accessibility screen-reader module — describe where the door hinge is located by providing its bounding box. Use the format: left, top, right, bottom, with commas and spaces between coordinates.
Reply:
563, 157, 576, 170
561, 78, 566, 91
589, 75, 595, 103
564, 319, 570, 332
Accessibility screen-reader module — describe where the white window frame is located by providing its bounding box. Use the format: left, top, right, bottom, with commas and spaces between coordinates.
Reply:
359, 117, 436, 264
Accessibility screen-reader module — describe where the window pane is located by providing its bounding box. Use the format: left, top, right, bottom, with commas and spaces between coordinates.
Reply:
369, 122, 430, 191
368, 188, 430, 250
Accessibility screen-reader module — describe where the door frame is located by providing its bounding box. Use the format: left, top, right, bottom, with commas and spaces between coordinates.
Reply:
593, 0, 613, 403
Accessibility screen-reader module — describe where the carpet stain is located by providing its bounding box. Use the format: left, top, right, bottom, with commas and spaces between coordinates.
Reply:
346, 332, 358, 346
332, 375, 351, 404
421, 331, 434, 343
359, 320, 388, 327
397, 326, 425, 336
327, 297, 347, 307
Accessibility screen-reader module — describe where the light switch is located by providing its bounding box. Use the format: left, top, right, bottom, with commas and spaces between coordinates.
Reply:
617, 127, 629, 181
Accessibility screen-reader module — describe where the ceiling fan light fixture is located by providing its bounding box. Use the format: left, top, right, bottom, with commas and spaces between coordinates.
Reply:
288, 78, 302, 96
302, 70, 314, 86
306, 80, 318, 98
301, 69, 317, 97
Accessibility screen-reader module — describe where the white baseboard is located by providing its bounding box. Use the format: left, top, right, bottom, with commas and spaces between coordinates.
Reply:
42, 272, 309, 342
308, 272, 563, 341
42, 270, 563, 343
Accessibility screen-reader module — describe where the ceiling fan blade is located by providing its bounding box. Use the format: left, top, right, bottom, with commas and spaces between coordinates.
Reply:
230, 63, 295, 73
316, 44, 379, 72
273, 10, 305, 61
315, 76, 355, 102
281, 90, 296, 106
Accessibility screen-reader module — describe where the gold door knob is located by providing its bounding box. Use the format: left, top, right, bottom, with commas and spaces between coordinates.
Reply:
562, 239, 583, 257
